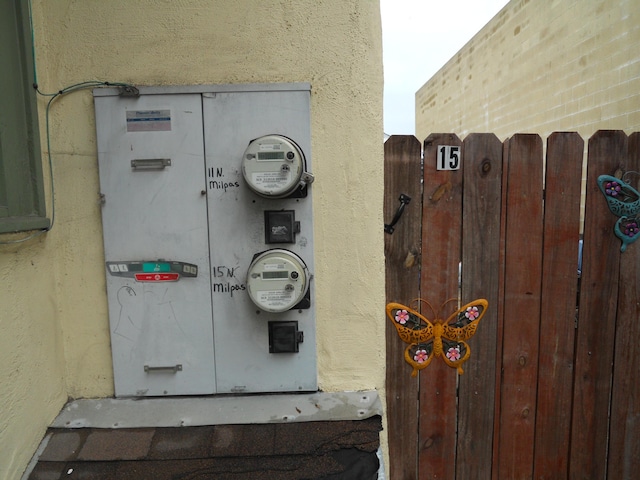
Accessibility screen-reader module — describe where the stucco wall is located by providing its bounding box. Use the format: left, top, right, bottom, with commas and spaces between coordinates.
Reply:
416, 0, 640, 141
0, 240, 67, 479
1, 1, 384, 478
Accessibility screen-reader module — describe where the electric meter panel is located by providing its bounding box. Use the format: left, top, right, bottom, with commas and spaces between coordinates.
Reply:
96, 84, 316, 397
247, 249, 309, 313
242, 135, 310, 198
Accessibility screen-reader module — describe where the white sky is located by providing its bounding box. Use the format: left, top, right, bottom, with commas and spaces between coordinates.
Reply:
381, 0, 510, 135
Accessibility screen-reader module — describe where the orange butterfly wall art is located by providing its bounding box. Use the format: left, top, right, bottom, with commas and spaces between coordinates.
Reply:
386, 298, 488, 376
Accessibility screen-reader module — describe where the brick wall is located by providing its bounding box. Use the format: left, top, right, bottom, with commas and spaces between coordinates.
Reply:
415, 0, 640, 141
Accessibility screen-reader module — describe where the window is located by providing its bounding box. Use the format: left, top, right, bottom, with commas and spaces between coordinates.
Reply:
0, 0, 49, 233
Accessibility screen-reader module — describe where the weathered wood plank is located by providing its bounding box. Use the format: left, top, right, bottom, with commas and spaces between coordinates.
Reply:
456, 133, 504, 480
570, 130, 628, 479
384, 135, 422, 480
607, 131, 640, 479
496, 134, 544, 480
491, 137, 510, 480
533, 132, 584, 479
419, 134, 463, 479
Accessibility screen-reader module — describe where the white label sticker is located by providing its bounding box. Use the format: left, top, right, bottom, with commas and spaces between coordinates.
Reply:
252, 171, 291, 189
183, 264, 197, 275
108, 263, 129, 273
264, 263, 286, 270
437, 145, 461, 170
259, 143, 282, 150
257, 290, 293, 307
126, 110, 171, 132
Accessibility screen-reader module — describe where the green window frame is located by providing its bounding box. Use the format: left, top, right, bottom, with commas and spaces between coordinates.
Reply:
0, 0, 49, 234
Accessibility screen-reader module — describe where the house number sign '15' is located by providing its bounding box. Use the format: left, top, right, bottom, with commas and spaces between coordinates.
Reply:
437, 145, 461, 171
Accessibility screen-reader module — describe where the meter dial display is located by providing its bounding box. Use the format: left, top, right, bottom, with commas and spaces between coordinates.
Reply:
242, 135, 305, 198
246, 249, 310, 312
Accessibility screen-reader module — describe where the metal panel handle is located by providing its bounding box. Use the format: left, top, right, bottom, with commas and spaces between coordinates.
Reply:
131, 158, 171, 170
384, 193, 411, 234
144, 364, 182, 373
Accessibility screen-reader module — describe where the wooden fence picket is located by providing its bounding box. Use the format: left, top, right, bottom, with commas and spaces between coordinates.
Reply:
383, 135, 422, 480
496, 134, 545, 479
606, 131, 640, 479
456, 133, 504, 480
570, 130, 627, 479
533, 132, 584, 479
419, 134, 464, 479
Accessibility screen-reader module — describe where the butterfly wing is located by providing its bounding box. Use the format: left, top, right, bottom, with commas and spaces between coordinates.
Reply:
440, 299, 488, 374
597, 175, 640, 218
439, 339, 472, 374
614, 215, 640, 252
404, 341, 434, 377
386, 303, 435, 376
386, 302, 434, 344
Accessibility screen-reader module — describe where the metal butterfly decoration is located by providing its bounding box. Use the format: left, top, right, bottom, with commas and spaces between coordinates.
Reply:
386, 298, 488, 376
597, 173, 640, 252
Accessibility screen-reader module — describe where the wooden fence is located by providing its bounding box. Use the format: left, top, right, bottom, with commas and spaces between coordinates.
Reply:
384, 131, 640, 479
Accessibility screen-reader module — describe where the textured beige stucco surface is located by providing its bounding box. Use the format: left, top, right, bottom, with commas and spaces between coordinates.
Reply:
0, 2, 384, 478
0, 239, 67, 480
416, 0, 640, 141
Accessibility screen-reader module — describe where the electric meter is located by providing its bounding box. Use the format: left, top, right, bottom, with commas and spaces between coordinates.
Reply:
246, 249, 310, 312
242, 135, 313, 198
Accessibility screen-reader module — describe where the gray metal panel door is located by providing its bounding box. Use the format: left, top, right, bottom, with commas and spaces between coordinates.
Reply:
95, 94, 216, 396
202, 89, 317, 393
